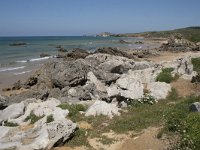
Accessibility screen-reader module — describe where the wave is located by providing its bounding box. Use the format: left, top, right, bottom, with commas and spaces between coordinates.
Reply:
30, 56, 51, 62
16, 60, 28, 63
0, 66, 25, 72
14, 70, 31, 75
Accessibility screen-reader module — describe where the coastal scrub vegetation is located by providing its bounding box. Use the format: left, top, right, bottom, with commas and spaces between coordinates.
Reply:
160, 96, 200, 150
57, 103, 86, 119
64, 90, 200, 149
156, 67, 178, 83
192, 57, 200, 73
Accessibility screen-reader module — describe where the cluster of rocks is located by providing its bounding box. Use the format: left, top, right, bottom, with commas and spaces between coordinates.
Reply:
0, 47, 198, 149
160, 33, 200, 52
5, 51, 196, 107
0, 98, 76, 150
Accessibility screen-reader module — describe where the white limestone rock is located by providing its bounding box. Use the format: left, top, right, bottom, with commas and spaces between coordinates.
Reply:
147, 82, 171, 100
0, 102, 24, 123
85, 100, 120, 118
0, 119, 76, 150
87, 71, 107, 92
68, 88, 77, 97
9, 98, 68, 125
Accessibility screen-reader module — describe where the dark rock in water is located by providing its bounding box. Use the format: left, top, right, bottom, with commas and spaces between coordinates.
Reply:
56, 48, 90, 60
118, 39, 130, 44
9, 42, 27, 46
95, 47, 135, 59
55, 45, 62, 48
40, 53, 51, 58
58, 47, 67, 52
189, 102, 200, 112
12, 80, 22, 90
160, 33, 199, 52
135, 41, 144, 44
0, 95, 8, 110
66, 48, 90, 60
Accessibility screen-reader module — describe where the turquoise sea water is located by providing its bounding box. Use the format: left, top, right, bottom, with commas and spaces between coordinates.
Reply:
0, 36, 139, 65
0, 36, 143, 75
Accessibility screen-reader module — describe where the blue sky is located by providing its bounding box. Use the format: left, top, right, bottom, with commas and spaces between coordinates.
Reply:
0, 0, 200, 36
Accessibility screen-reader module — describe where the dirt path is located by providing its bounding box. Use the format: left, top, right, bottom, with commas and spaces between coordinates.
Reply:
57, 127, 168, 150
146, 51, 200, 63
116, 127, 167, 150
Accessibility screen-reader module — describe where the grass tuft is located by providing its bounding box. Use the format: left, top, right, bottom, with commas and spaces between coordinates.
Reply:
24, 111, 44, 124
192, 57, 200, 73
4, 121, 19, 127
46, 115, 54, 123
156, 67, 178, 83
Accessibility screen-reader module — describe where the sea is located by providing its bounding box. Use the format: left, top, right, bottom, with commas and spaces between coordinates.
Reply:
0, 36, 145, 75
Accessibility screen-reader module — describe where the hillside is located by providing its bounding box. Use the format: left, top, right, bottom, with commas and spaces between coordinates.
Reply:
114, 27, 200, 42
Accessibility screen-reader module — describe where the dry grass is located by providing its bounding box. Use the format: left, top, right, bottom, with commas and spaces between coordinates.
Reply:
171, 78, 200, 97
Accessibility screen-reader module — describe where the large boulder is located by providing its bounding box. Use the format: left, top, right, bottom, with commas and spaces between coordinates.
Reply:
0, 102, 24, 124
116, 77, 144, 99
85, 100, 120, 118
9, 98, 68, 125
0, 98, 77, 150
0, 119, 76, 150
147, 82, 171, 100
87, 72, 107, 92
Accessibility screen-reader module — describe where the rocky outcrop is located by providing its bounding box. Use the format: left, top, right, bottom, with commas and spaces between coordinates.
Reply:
160, 33, 199, 52
0, 102, 24, 124
135, 41, 144, 44
9, 42, 27, 46
95, 47, 135, 59
40, 53, 51, 58
85, 100, 120, 118
57, 48, 90, 60
0, 98, 77, 150
118, 39, 131, 44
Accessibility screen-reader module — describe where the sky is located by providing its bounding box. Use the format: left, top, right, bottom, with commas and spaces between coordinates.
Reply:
0, 0, 200, 36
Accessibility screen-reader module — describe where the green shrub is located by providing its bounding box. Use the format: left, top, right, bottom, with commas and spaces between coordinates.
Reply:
46, 115, 54, 123
192, 57, 200, 73
156, 67, 178, 83
4, 121, 19, 127
65, 129, 90, 147
25, 111, 44, 124
58, 103, 86, 118
164, 96, 200, 149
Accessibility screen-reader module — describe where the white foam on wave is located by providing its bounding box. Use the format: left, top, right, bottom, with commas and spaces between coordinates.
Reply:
30, 56, 51, 62
16, 60, 28, 63
0, 66, 25, 72
14, 70, 31, 75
